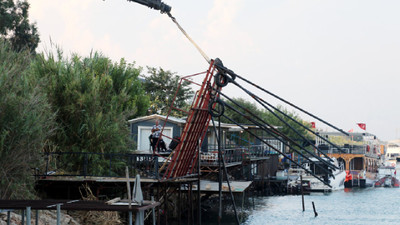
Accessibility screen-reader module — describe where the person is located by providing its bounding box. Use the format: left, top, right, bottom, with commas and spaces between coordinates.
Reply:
151, 120, 167, 152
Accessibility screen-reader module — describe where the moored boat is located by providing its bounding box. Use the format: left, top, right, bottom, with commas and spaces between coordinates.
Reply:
384, 141, 400, 167
315, 131, 384, 188
374, 166, 399, 188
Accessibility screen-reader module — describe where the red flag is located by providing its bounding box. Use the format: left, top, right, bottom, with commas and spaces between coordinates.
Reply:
348, 128, 354, 133
311, 122, 315, 128
357, 123, 366, 130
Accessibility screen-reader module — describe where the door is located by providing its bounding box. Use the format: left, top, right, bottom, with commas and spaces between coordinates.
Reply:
138, 126, 173, 151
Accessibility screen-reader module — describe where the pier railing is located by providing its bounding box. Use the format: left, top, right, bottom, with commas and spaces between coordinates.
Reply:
38, 152, 159, 179
38, 144, 278, 179
201, 144, 276, 165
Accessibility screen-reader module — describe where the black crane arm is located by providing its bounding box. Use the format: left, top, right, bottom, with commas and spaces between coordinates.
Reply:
127, 0, 171, 13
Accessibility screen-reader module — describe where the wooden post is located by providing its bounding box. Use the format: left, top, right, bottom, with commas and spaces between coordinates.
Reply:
312, 201, 318, 217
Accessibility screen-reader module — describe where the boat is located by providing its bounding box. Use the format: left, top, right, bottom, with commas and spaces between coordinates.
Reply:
374, 166, 400, 188
316, 131, 384, 188
384, 141, 400, 167
299, 157, 346, 192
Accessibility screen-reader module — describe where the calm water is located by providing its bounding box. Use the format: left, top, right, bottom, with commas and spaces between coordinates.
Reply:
244, 187, 400, 225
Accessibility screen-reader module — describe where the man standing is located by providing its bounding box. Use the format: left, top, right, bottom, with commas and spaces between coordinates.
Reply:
151, 120, 164, 152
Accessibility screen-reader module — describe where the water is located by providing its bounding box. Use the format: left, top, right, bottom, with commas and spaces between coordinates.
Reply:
243, 187, 400, 225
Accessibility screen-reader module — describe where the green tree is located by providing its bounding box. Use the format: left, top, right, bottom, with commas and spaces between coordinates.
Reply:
262, 105, 311, 150
31, 50, 149, 175
0, 40, 55, 199
220, 97, 264, 124
144, 67, 193, 117
221, 97, 310, 148
0, 0, 39, 52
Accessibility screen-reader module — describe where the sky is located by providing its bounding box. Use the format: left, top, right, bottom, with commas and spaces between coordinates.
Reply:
28, 0, 400, 141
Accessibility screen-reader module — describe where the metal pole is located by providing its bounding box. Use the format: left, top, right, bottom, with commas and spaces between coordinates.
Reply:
126, 166, 132, 209
179, 182, 182, 225
152, 196, 156, 225
21, 210, 24, 225
84, 153, 88, 178
7, 211, 10, 225
218, 117, 222, 225
301, 175, 305, 212
129, 211, 133, 225
36, 210, 39, 225
198, 139, 201, 225
56, 204, 61, 225
26, 207, 31, 225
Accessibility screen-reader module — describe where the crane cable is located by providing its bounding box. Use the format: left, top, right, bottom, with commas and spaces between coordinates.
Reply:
167, 12, 211, 64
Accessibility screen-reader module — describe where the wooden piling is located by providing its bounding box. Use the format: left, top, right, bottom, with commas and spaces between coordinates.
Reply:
312, 201, 318, 217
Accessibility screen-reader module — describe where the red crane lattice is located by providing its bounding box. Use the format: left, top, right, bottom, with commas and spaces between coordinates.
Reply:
160, 59, 223, 180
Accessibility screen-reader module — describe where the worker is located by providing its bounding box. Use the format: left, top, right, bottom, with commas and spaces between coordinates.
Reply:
151, 120, 167, 152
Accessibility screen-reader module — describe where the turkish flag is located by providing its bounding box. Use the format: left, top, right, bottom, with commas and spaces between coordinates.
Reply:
311, 122, 316, 128
357, 123, 366, 130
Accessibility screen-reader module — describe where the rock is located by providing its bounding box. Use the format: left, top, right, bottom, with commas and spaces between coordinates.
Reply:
0, 210, 80, 225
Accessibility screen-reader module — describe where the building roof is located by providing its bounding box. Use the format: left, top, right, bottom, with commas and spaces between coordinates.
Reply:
128, 114, 186, 125
128, 114, 277, 132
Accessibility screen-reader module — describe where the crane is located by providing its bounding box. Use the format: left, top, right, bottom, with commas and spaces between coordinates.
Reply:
126, 0, 171, 13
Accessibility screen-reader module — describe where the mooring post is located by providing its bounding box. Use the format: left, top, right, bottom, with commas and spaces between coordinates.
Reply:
301, 175, 305, 211
312, 201, 318, 217
26, 207, 31, 225
56, 204, 61, 225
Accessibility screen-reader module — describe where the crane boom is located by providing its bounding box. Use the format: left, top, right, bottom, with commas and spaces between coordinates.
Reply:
127, 0, 171, 13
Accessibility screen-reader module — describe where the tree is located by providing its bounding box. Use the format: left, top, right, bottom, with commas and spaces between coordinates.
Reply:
0, 0, 39, 52
262, 105, 312, 150
0, 40, 55, 199
220, 97, 265, 124
220, 97, 311, 148
144, 67, 193, 117
31, 50, 150, 175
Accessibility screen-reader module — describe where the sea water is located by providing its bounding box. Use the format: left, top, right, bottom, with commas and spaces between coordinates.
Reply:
244, 187, 400, 225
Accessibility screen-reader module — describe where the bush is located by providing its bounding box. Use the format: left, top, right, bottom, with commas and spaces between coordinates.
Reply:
30, 49, 149, 175
0, 40, 56, 199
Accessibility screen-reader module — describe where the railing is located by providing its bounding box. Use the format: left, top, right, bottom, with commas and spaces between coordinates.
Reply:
39, 152, 159, 179
319, 144, 380, 159
321, 145, 366, 155
201, 145, 276, 165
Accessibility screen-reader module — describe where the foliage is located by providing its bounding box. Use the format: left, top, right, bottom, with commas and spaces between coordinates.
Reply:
0, 40, 55, 199
0, 0, 39, 52
262, 105, 312, 150
220, 97, 265, 124
221, 97, 311, 149
30, 50, 149, 174
143, 67, 193, 117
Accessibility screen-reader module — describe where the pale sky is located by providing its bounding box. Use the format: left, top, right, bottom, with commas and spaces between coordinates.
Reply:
29, 0, 400, 141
